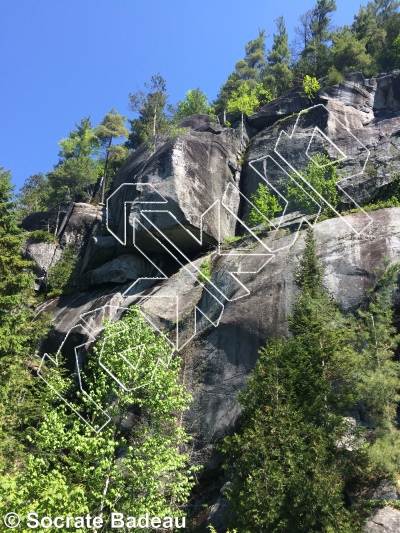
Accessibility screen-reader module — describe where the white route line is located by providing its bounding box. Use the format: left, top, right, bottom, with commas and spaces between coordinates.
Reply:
39, 104, 375, 431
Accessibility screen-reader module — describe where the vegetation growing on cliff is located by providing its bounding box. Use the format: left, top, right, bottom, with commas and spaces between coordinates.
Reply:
3, 1, 400, 530
14, 0, 400, 217
0, 308, 195, 529
221, 230, 400, 531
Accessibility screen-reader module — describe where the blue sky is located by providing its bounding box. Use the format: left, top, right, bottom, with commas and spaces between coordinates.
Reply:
1, 0, 365, 191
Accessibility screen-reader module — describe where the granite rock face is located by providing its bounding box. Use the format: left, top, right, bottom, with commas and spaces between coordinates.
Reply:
23, 240, 62, 289
365, 507, 400, 532
78, 253, 158, 289
107, 126, 242, 254
28, 71, 400, 532
241, 71, 400, 223
37, 208, 400, 460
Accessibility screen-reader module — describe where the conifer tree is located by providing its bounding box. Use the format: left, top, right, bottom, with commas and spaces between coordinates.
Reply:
0, 167, 49, 472
127, 74, 169, 150
265, 17, 293, 96
296, 0, 337, 78
221, 229, 365, 532
173, 88, 210, 121
214, 30, 266, 114
95, 109, 128, 204
354, 261, 400, 476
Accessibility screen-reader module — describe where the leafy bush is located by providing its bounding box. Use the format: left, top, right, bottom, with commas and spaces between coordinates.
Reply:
302, 75, 321, 100
46, 243, 78, 297
285, 153, 340, 216
198, 255, 211, 284
326, 66, 345, 86
0, 307, 196, 524
28, 229, 58, 244
248, 183, 282, 228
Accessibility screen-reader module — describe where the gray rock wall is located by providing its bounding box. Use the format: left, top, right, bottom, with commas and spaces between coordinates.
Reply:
25, 71, 400, 532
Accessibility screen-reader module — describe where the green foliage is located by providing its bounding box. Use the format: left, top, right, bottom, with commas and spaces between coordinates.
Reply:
0, 167, 51, 473
0, 168, 42, 358
214, 30, 266, 113
223, 235, 242, 244
198, 255, 211, 284
296, 0, 337, 78
265, 16, 293, 96
302, 74, 322, 100
285, 153, 339, 215
58, 117, 100, 160
46, 243, 78, 297
221, 230, 366, 532
354, 263, 400, 428
17, 173, 52, 217
47, 156, 99, 204
227, 82, 259, 117
27, 230, 58, 244
331, 26, 372, 74
94, 108, 129, 203
351, 197, 400, 213
352, 0, 400, 73
208, 526, 237, 533
0, 308, 196, 527
127, 74, 170, 150
221, 228, 400, 530
174, 88, 209, 120
167, 126, 189, 139
221, 230, 400, 531
326, 66, 345, 86
248, 183, 282, 228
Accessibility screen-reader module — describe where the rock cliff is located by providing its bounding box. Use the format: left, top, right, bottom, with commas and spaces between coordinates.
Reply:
24, 71, 400, 531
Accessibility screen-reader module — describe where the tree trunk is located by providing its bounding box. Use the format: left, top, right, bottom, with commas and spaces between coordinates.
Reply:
153, 104, 157, 137
241, 111, 244, 150
100, 137, 112, 205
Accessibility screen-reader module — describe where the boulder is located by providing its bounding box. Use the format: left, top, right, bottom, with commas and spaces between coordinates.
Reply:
23, 241, 62, 278
57, 202, 102, 248
319, 75, 375, 118
177, 113, 224, 134
107, 127, 242, 255
22, 202, 102, 250
241, 74, 400, 221
365, 507, 400, 532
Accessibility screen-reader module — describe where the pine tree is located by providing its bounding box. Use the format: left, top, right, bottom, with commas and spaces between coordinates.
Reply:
296, 0, 337, 78
94, 109, 128, 203
0, 167, 50, 472
221, 229, 365, 532
214, 30, 266, 114
354, 261, 400, 477
127, 74, 170, 150
265, 17, 293, 96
